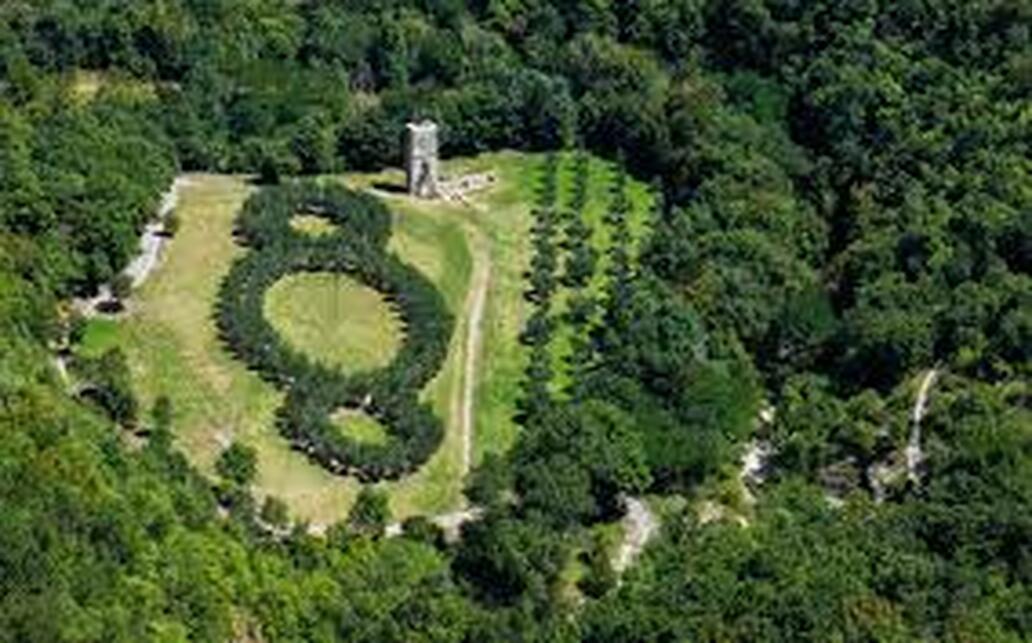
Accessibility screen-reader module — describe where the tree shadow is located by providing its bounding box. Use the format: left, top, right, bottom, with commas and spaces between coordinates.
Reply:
372, 181, 407, 195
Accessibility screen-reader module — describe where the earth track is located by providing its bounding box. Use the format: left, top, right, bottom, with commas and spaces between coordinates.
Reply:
387, 211, 491, 540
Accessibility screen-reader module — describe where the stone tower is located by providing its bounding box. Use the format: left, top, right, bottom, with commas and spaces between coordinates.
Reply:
405, 120, 439, 198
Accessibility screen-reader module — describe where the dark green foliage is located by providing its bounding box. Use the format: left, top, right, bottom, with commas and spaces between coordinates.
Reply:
1, 0, 1030, 639
73, 347, 138, 427
109, 272, 132, 301
163, 210, 181, 237
151, 395, 173, 431
578, 531, 617, 599
261, 495, 290, 528
347, 486, 391, 537
216, 442, 258, 486
466, 452, 514, 510
455, 514, 565, 605
402, 515, 446, 549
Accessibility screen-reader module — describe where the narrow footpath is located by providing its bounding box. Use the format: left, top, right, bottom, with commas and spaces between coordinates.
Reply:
387, 218, 491, 540
613, 496, 659, 574
907, 368, 940, 483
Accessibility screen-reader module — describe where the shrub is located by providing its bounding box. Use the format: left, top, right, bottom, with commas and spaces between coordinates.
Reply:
215, 181, 452, 480
111, 273, 133, 300
347, 486, 390, 537
216, 442, 258, 486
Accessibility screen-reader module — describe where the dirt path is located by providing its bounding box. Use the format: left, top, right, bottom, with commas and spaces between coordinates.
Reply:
125, 176, 190, 287
907, 368, 939, 483
613, 496, 659, 574
386, 217, 491, 539
459, 234, 490, 477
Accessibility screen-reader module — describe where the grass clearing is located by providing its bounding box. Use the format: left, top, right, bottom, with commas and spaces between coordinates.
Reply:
290, 214, 337, 237
107, 151, 633, 525
330, 408, 390, 446
264, 272, 403, 373
67, 69, 157, 105
78, 318, 122, 358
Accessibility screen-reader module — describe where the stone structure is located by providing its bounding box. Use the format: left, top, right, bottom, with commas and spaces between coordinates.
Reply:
405, 120, 440, 198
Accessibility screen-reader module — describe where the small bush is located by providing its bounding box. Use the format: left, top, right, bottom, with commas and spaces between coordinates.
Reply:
216, 442, 258, 486
111, 273, 133, 301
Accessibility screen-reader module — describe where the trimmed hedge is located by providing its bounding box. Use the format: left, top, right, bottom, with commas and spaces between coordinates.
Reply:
216, 181, 454, 481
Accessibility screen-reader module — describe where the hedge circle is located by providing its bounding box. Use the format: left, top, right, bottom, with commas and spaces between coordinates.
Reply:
216, 181, 454, 481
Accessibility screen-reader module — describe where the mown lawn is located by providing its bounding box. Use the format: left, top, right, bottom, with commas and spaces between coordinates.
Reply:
264, 271, 403, 373
97, 153, 532, 524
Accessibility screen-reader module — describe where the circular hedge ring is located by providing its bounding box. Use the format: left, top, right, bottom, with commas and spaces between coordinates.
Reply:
216, 181, 454, 481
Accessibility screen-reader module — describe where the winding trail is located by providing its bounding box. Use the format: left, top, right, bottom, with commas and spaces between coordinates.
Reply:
386, 213, 491, 541
907, 368, 939, 483
124, 177, 188, 287
613, 496, 659, 574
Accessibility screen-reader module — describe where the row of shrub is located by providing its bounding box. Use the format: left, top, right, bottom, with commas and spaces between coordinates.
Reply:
558, 153, 604, 393
516, 154, 563, 423
560, 158, 598, 290
216, 181, 454, 480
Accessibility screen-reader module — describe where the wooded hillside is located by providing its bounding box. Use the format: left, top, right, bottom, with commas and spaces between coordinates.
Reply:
0, 1, 1028, 640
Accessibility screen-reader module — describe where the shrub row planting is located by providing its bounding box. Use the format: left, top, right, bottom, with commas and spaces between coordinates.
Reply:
516, 154, 563, 423
216, 181, 453, 481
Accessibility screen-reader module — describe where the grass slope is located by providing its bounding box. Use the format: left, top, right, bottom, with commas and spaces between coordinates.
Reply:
94, 151, 649, 525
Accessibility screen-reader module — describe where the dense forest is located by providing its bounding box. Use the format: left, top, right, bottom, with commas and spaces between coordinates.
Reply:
1, 1, 1029, 640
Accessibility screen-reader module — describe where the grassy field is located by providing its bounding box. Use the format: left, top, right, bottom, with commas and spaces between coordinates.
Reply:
330, 408, 389, 446
89, 151, 649, 525
290, 214, 337, 237
264, 272, 403, 373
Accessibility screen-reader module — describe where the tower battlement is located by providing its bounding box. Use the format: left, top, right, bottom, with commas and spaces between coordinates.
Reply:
405, 121, 439, 198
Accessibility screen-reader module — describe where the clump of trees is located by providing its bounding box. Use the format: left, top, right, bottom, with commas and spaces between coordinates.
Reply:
216, 181, 453, 481
73, 347, 139, 427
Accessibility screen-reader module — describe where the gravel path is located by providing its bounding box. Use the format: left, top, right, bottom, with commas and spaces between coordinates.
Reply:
613, 496, 659, 574
906, 368, 939, 483
124, 177, 189, 287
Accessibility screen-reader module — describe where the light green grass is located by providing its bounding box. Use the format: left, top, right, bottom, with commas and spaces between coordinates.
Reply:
68, 69, 157, 105
290, 214, 337, 237
78, 318, 121, 358
264, 272, 402, 373
330, 408, 389, 446
549, 152, 655, 394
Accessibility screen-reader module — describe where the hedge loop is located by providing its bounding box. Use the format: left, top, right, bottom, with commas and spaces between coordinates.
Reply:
216, 181, 454, 481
